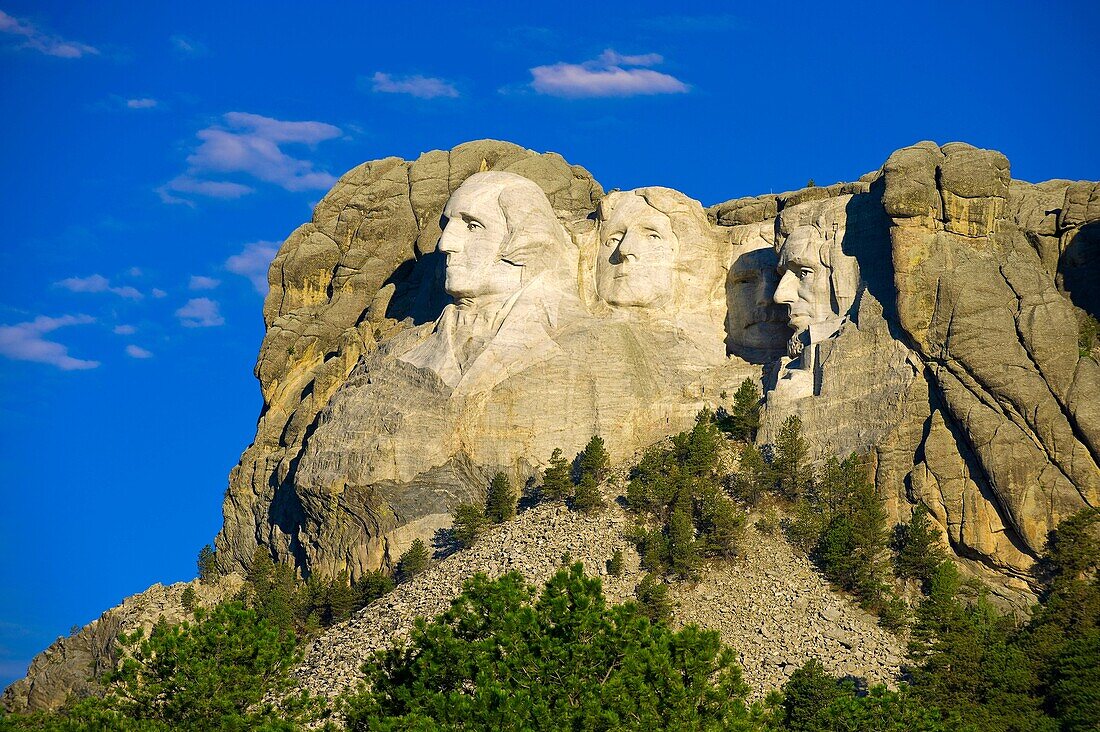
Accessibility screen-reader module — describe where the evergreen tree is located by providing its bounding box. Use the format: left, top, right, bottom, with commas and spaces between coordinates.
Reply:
697, 484, 744, 558
635, 572, 673, 623
725, 378, 762, 441
451, 503, 488, 549
484, 472, 517, 524
197, 544, 217, 584
667, 492, 699, 578
352, 571, 395, 608
345, 565, 752, 731
573, 473, 605, 513
735, 442, 772, 506
397, 538, 431, 582
578, 435, 610, 483
894, 505, 949, 589
243, 547, 298, 631
540, 447, 573, 502
607, 549, 624, 577
773, 415, 809, 500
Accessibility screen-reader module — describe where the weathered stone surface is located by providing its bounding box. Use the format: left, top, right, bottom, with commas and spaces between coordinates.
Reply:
1, 576, 243, 714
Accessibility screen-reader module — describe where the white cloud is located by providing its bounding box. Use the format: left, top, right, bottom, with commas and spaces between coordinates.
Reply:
127, 266, 142, 277
126, 98, 158, 109
189, 275, 220, 290
55, 274, 143, 300
159, 112, 341, 204
530, 49, 689, 98
370, 72, 459, 99
152, 288, 167, 298
0, 314, 99, 370
113, 324, 136, 335
171, 35, 208, 56
175, 298, 224, 327
0, 9, 99, 58
125, 344, 153, 358
225, 241, 278, 294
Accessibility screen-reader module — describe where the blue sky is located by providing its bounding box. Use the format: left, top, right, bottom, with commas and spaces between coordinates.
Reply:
1, 0, 1097, 690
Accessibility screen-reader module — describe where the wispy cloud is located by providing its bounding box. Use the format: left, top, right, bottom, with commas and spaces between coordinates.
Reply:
0, 9, 99, 58
55, 274, 143, 300
158, 112, 341, 204
170, 35, 207, 56
530, 49, 688, 98
152, 288, 167, 298
225, 241, 278, 294
369, 72, 459, 99
113, 324, 136, 335
0, 314, 99, 370
175, 298, 223, 327
188, 275, 220, 290
125, 344, 153, 358
125, 98, 158, 109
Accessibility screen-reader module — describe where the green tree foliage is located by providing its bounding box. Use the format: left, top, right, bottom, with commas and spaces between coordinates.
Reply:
540, 447, 573, 502
107, 603, 303, 730
197, 543, 217, 584
484, 472, 517, 524
572, 473, 605, 513
720, 378, 762, 442
773, 660, 948, 731
451, 503, 488, 549
730, 442, 771, 506
634, 572, 673, 623
577, 434, 610, 483
353, 571, 396, 609
772, 415, 809, 501
624, 409, 745, 577
345, 565, 753, 731
180, 585, 196, 612
396, 539, 431, 582
607, 549, 624, 577
893, 505, 949, 590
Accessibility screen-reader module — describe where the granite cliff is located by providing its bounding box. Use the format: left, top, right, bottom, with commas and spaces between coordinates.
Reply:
215, 139, 1098, 595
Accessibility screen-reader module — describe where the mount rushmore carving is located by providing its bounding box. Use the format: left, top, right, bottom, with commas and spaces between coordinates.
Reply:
215, 140, 1099, 596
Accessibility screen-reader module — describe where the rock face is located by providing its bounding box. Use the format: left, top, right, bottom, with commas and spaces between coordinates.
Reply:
215, 139, 1097, 595
1, 576, 243, 714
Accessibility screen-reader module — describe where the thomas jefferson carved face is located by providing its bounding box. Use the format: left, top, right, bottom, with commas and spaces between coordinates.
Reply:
596, 193, 680, 309
773, 226, 837, 332
438, 179, 522, 301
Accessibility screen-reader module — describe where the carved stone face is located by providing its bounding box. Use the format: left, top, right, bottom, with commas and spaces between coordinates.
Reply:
439, 181, 522, 301
774, 226, 835, 332
727, 243, 788, 349
596, 194, 680, 309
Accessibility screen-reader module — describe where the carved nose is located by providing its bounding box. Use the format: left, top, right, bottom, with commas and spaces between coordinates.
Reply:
774, 270, 798, 305
617, 231, 640, 260
438, 225, 462, 254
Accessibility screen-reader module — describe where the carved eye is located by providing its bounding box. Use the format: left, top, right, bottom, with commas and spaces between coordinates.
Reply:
648, 233, 662, 241
798, 267, 814, 280
605, 235, 623, 247
466, 219, 483, 232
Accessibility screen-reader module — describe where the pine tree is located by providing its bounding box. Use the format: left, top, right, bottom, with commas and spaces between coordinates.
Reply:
668, 490, 699, 578
635, 572, 673, 623
573, 473, 605, 513
773, 415, 809, 500
197, 544, 217, 584
451, 503, 488, 549
578, 435, 610, 483
698, 485, 744, 558
540, 448, 573, 502
397, 538, 431, 582
727, 378, 762, 441
732, 442, 771, 506
894, 505, 948, 589
485, 472, 517, 523
607, 549, 624, 577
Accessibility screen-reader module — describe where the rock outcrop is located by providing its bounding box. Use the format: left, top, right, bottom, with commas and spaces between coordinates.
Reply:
1, 576, 243, 714
214, 139, 1096, 596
